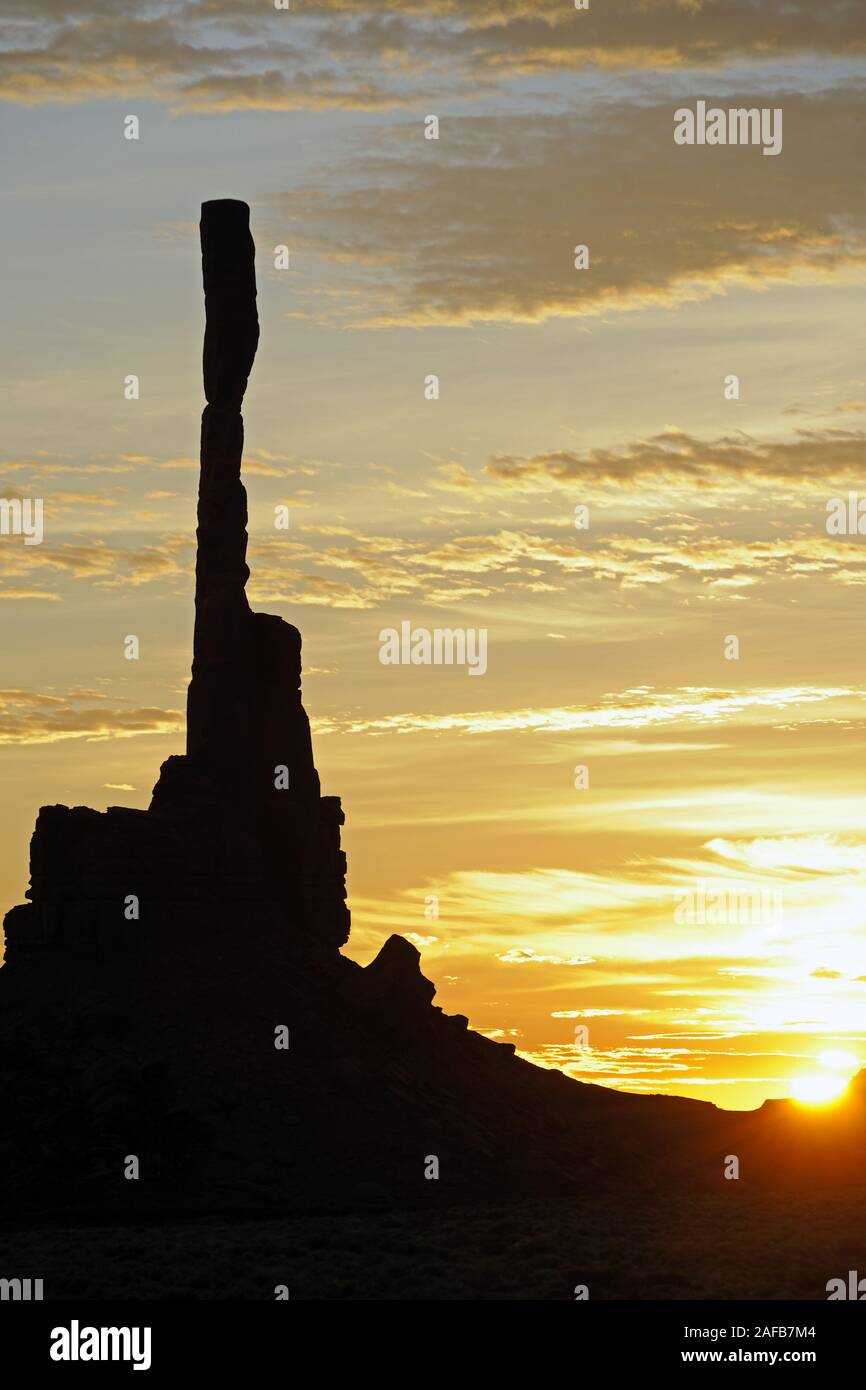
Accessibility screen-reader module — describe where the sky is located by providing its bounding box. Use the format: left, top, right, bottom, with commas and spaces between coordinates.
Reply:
1, 0, 866, 1109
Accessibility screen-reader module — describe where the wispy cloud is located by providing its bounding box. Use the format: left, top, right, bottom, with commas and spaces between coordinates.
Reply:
0, 689, 182, 745
273, 98, 866, 327
1, 2, 862, 109
319, 685, 859, 736
482, 427, 866, 495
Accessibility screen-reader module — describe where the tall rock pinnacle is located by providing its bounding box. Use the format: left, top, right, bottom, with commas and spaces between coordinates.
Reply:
4, 200, 350, 963
187, 199, 319, 808
157, 197, 347, 940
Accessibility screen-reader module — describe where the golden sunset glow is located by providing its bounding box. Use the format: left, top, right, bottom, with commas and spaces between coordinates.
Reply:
2, 1, 866, 1114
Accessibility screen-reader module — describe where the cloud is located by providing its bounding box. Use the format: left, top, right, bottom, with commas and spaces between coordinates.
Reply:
0, 689, 182, 745
551, 1008, 651, 1018
319, 685, 858, 737
320, 0, 866, 74
482, 427, 866, 495
175, 70, 400, 114
241, 494, 866, 608
5, 434, 866, 608
273, 97, 866, 327
704, 836, 866, 878
1, 2, 862, 109
498, 947, 594, 966
520, 1040, 806, 1090
0, 536, 191, 597
0, 459, 134, 476
0, 7, 425, 112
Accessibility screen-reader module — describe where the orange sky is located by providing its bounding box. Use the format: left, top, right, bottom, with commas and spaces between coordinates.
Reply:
1, 1, 865, 1109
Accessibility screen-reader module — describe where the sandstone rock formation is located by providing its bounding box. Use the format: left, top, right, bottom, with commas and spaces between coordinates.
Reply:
4, 200, 349, 966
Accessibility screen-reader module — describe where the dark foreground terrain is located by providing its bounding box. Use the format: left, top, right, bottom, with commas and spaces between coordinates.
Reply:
3, 1189, 863, 1300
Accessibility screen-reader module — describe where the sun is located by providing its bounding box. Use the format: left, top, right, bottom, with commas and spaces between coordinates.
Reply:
790, 1045, 860, 1104
818, 1049, 858, 1072
790, 1074, 850, 1105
